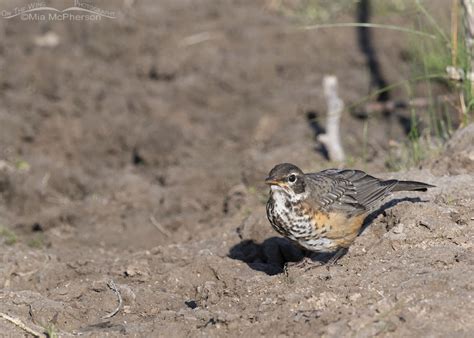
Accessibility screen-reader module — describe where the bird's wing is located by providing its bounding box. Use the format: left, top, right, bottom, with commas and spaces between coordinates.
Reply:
306, 169, 398, 214
305, 171, 365, 215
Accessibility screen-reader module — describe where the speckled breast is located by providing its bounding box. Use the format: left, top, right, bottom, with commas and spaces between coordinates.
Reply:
266, 191, 337, 252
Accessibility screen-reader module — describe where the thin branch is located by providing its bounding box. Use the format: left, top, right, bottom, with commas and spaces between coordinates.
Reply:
149, 215, 171, 238
101, 280, 123, 320
451, 0, 459, 67
179, 32, 218, 47
0, 312, 42, 337
359, 94, 457, 115
462, 0, 474, 122
346, 73, 447, 112
302, 22, 436, 39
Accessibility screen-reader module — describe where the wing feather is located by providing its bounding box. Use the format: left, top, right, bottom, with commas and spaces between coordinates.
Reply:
306, 169, 396, 214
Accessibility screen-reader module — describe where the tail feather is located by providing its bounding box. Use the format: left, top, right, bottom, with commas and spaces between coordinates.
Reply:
391, 180, 435, 192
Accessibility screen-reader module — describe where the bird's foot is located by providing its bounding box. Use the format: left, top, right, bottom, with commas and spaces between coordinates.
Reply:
284, 256, 323, 275
283, 248, 349, 275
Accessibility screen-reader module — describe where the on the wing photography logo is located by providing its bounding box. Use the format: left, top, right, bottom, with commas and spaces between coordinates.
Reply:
1, 1, 116, 21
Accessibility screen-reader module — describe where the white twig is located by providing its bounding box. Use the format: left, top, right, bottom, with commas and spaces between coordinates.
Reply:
318, 76, 345, 162
0, 312, 42, 337
101, 280, 123, 320
179, 32, 217, 47
149, 215, 171, 238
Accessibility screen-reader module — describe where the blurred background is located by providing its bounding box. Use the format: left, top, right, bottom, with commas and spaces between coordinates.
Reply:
1, 0, 473, 335
0, 0, 470, 250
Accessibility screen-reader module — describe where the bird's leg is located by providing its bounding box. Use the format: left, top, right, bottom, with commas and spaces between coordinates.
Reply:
326, 247, 348, 266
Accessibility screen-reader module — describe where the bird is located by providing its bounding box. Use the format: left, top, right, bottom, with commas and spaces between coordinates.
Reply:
265, 163, 434, 266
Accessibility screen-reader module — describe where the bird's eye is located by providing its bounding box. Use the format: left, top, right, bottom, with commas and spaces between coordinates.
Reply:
288, 174, 296, 183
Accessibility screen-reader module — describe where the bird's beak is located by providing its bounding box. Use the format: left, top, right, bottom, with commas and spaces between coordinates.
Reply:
265, 177, 281, 186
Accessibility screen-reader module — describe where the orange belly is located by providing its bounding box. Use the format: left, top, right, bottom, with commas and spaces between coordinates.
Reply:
301, 201, 367, 249
318, 212, 366, 248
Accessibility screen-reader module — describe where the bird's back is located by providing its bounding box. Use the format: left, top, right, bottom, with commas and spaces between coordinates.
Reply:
305, 169, 431, 216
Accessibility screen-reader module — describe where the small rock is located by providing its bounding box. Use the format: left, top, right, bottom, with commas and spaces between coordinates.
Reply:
348, 293, 362, 302
123, 260, 151, 281
392, 223, 404, 234
185, 300, 198, 309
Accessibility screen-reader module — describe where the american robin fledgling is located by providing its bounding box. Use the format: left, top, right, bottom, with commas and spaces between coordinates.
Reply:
265, 163, 434, 265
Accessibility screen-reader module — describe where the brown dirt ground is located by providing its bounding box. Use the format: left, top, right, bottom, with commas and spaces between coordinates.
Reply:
0, 0, 473, 336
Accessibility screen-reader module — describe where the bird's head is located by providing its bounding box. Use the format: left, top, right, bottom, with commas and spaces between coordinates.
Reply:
265, 163, 306, 197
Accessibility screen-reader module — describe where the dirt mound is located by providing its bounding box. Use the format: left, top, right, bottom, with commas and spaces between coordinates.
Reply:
429, 124, 474, 175
1, 172, 473, 336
